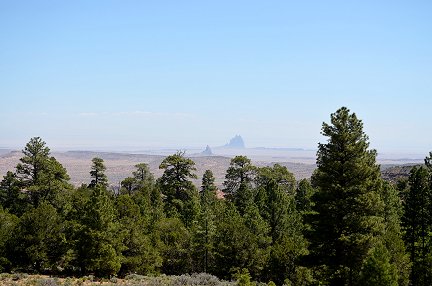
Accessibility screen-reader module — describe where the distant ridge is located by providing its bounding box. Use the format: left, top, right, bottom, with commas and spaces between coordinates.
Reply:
224, 135, 245, 149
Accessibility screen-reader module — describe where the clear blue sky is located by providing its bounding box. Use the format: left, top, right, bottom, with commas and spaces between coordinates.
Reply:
1, 1, 431, 153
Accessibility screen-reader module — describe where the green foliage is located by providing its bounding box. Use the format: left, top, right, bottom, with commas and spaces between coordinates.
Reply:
256, 164, 296, 195
213, 202, 270, 280
190, 170, 218, 273
234, 268, 253, 286
243, 203, 272, 277
120, 177, 136, 195
12, 202, 66, 272
89, 157, 108, 188
125, 163, 163, 230
380, 182, 410, 286
224, 156, 256, 207
155, 217, 192, 274
359, 243, 398, 286
295, 179, 315, 215
133, 163, 155, 185
254, 166, 309, 285
0, 207, 18, 272
0, 109, 422, 285
402, 166, 432, 285
16, 137, 50, 186
115, 194, 161, 275
14, 137, 72, 207
120, 163, 155, 196
158, 151, 199, 227
202, 170, 218, 195
74, 186, 122, 276
0, 171, 28, 216
308, 107, 387, 284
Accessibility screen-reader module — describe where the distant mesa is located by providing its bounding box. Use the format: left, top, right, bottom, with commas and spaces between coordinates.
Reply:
201, 145, 213, 156
224, 135, 245, 149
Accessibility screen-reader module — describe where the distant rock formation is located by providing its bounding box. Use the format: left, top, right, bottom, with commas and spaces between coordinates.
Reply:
224, 135, 245, 149
201, 145, 213, 156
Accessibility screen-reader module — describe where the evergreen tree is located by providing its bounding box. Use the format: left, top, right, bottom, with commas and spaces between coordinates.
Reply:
155, 217, 192, 274
12, 202, 67, 272
402, 166, 432, 285
308, 107, 386, 285
75, 186, 122, 276
256, 164, 296, 196
242, 203, 272, 279
295, 179, 315, 215
213, 202, 270, 281
120, 177, 136, 195
133, 163, 154, 186
223, 155, 255, 196
359, 243, 398, 286
15, 137, 71, 207
38, 156, 72, 206
191, 170, 218, 273
380, 182, 410, 286
0, 171, 28, 216
201, 170, 218, 195
191, 208, 216, 273
213, 202, 250, 279
89, 157, 108, 188
120, 163, 154, 196
158, 151, 199, 227
256, 167, 308, 285
223, 156, 256, 214
16, 137, 50, 187
0, 207, 18, 272
121, 164, 161, 228
115, 194, 161, 275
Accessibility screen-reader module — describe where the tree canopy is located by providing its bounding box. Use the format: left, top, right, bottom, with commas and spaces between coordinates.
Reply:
0, 108, 423, 285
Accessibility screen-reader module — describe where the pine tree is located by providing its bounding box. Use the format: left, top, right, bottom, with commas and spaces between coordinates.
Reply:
223, 156, 256, 213
0, 207, 18, 272
158, 151, 199, 227
115, 194, 161, 275
16, 137, 50, 186
133, 163, 154, 186
201, 170, 217, 195
359, 243, 398, 286
380, 182, 410, 286
75, 186, 122, 276
256, 166, 308, 285
190, 170, 218, 273
295, 179, 315, 215
0, 171, 28, 216
12, 202, 67, 272
15, 137, 71, 207
38, 156, 72, 206
155, 217, 192, 274
402, 166, 432, 285
120, 163, 160, 229
308, 107, 386, 285
89, 157, 108, 188
213, 202, 249, 279
224, 156, 255, 195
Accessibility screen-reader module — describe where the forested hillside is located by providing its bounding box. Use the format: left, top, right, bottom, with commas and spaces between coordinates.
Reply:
1, 107, 431, 285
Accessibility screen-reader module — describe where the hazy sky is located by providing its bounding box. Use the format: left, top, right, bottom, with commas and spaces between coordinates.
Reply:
1, 1, 431, 153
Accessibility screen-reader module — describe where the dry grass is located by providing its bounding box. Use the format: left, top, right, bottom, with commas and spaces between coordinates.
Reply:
0, 273, 235, 286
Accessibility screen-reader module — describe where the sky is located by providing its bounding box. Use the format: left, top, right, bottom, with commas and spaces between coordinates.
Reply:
1, 1, 432, 153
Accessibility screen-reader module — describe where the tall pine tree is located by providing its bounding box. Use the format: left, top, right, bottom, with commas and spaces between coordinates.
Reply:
308, 107, 386, 285
402, 166, 432, 285
158, 151, 199, 227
